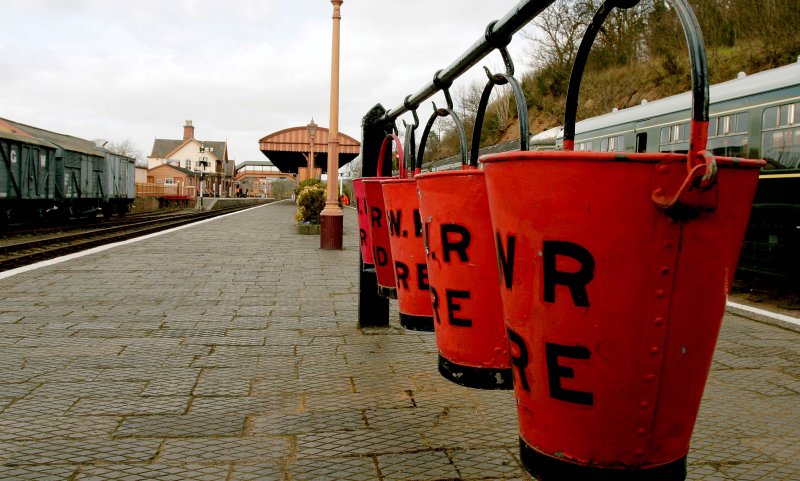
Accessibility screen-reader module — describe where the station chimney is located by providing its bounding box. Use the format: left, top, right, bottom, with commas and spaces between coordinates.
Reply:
183, 120, 195, 140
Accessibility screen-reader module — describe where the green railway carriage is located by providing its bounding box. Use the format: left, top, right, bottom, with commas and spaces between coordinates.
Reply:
1, 119, 136, 223
0, 130, 58, 208
568, 59, 800, 288
419, 61, 799, 287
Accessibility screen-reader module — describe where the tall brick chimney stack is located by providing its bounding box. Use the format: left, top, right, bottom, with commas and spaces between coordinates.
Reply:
183, 120, 194, 140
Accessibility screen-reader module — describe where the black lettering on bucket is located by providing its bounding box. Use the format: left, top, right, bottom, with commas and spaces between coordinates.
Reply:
417, 264, 429, 290
446, 289, 472, 327
542, 241, 594, 307
356, 196, 363, 215
545, 342, 594, 406
395, 261, 409, 290
413, 209, 423, 238
507, 328, 530, 392
496, 233, 516, 289
431, 286, 441, 324
371, 206, 382, 228
424, 221, 433, 260
359, 229, 367, 246
375, 246, 388, 267
441, 224, 471, 263
388, 210, 402, 237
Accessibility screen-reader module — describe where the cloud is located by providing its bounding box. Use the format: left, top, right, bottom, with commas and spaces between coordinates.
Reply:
0, 0, 534, 164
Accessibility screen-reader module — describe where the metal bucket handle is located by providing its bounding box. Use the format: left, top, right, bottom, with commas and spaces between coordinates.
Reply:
562, 0, 716, 210
417, 70, 469, 170
402, 96, 421, 176
376, 133, 406, 178
470, 46, 530, 169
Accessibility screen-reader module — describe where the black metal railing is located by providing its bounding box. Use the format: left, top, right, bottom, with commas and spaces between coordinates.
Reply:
383, 0, 556, 122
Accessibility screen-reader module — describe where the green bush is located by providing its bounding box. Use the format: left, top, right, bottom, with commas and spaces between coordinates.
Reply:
294, 185, 326, 224
294, 178, 324, 199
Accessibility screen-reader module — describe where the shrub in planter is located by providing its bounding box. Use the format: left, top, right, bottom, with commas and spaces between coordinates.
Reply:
295, 178, 324, 199
294, 185, 326, 224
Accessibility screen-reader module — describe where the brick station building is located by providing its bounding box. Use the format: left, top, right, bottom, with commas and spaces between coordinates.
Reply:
148, 121, 234, 197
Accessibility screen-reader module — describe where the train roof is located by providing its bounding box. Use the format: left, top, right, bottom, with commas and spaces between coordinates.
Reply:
0, 127, 58, 150
574, 59, 800, 133
531, 126, 562, 144
0, 117, 104, 157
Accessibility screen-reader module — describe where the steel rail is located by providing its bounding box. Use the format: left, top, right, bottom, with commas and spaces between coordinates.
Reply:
0, 205, 262, 271
383, 0, 555, 122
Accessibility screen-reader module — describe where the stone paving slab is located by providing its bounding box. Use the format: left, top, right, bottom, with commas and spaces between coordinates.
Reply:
0, 201, 797, 480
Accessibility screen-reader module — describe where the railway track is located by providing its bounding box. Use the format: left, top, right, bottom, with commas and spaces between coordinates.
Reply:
1, 209, 195, 237
0, 205, 259, 272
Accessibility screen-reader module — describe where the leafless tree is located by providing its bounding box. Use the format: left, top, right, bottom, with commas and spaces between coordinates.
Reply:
522, 0, 591, 71
105, 139, 144, 166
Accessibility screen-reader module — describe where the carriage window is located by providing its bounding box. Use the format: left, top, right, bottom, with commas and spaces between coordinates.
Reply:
708, 118, 717, 137
762, 128, 800, 169
600, 138, 609, 151
780, 105, 792, 126
672, 125, 682, 142
721, 116, 732, 135
763, 107, 779, 129
773, 131, 789, 149
736, 112, 749, 133
608, 135, 624, 152
660, 127, 670, 144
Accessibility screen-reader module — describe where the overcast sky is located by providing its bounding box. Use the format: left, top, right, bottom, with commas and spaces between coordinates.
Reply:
0, 0, 535, 165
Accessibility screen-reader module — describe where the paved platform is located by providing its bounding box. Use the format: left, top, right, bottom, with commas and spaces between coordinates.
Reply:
0, 201, 798, 480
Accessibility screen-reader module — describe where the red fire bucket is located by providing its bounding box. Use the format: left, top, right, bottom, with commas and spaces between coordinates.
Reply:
417, 170, 513, 388
381, 125, 434, 331
415, 72, 530, 388
382, 177, 434, 331
483, 2, 766, 479
352, 178, 374, 266
485, 151, 763, 479
363, 134, 405, 298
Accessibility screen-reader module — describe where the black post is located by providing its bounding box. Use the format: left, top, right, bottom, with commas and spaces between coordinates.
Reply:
358, 104, 392, 327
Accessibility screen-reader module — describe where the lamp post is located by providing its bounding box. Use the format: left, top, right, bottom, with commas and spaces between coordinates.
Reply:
320, 0, 344, 250
196, 143, 211, 210
306, 118, 318, 181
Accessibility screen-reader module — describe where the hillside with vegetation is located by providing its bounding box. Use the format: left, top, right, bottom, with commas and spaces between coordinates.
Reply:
425, 0, 800, 160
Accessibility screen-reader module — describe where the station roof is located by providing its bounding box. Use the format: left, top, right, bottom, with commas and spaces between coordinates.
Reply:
258, 126, 360, 174
235, 160, 276, 169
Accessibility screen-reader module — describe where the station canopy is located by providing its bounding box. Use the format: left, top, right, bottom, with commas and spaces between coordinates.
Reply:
258, 126, 360, 174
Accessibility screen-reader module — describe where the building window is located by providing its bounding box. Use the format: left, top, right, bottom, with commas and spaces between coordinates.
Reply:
185, 160, 192, 170
164, 178, 174, 185
156, 178, 163, 184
